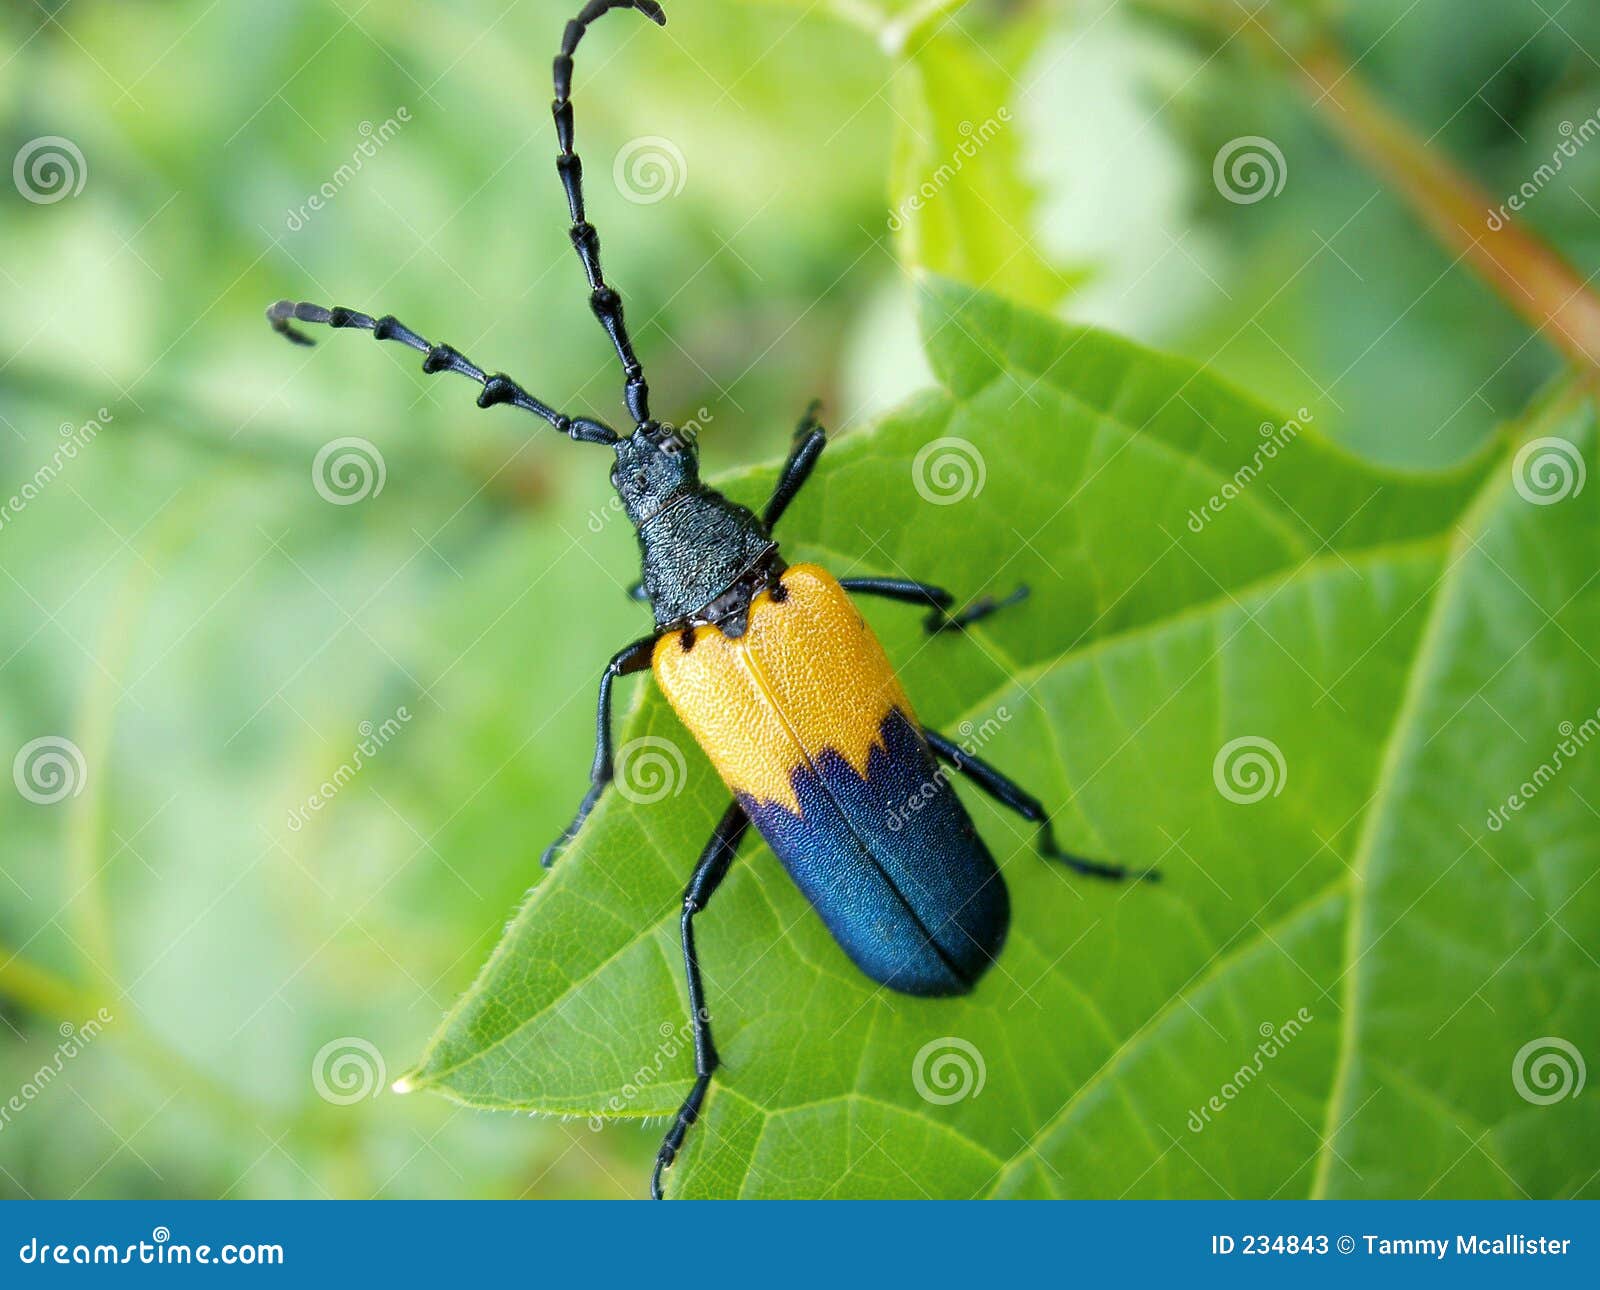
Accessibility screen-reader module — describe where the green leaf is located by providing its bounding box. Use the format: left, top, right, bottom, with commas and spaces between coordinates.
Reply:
888, 20, 1081, 309
410, 276, 1599, 1199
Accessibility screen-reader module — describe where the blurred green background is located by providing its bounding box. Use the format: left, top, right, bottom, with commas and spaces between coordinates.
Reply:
2, 0, 1597, 1198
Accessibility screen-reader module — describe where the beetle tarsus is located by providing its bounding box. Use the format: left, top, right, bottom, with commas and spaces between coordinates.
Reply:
924, 583, 1029, 633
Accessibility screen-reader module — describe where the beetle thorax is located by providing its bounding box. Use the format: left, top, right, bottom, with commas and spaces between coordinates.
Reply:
612, 428, 778, 634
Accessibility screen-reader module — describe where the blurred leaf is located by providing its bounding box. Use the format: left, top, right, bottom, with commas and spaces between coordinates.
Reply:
889, 22, 1082, 308
408, 279, 1595, 1198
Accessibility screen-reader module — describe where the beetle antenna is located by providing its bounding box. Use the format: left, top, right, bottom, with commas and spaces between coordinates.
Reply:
552, 0, 667, 432
265, 301, 620, 445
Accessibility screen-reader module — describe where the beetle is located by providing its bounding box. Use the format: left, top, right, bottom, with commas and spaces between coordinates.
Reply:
267, 0, 1155, 1198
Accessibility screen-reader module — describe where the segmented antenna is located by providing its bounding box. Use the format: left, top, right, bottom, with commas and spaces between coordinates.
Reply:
552, 0, 667, 430
266, 301, 620, 445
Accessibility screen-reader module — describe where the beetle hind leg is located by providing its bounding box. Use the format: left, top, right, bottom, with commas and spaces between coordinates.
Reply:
652, 800, 751, 1198
924, 729, 1159, 883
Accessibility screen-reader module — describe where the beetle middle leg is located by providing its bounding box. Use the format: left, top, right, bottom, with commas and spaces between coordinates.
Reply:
762, 400, 827, 530
840, 577, 1029, 633
924, 728, 1159, 882
652, 799, 750, 1199
541, 634, 657, 867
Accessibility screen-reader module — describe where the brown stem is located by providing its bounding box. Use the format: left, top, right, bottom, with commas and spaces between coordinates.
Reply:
1295, 40, 1600, 371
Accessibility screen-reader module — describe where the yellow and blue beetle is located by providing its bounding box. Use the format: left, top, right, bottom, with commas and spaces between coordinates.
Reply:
267, 0, 1154, 1198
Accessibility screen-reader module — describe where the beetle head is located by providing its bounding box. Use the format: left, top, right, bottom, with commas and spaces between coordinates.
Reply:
611, 423, 700, 521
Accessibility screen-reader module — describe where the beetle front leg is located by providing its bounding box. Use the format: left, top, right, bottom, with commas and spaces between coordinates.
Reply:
924, 728, 1159, 882
839, 577, 1029, 633
652, 799, 750, 1199
541, 635, 658, 867
762, 400, 827, 530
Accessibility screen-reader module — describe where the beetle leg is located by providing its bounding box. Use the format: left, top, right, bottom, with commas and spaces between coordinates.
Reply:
541, 635, 658, 867
762, 401, 827, 530
839, 577, 1029, 633
924, 728, 1159, 883
652, 800, 751, 1199
264, 302, 620, 445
